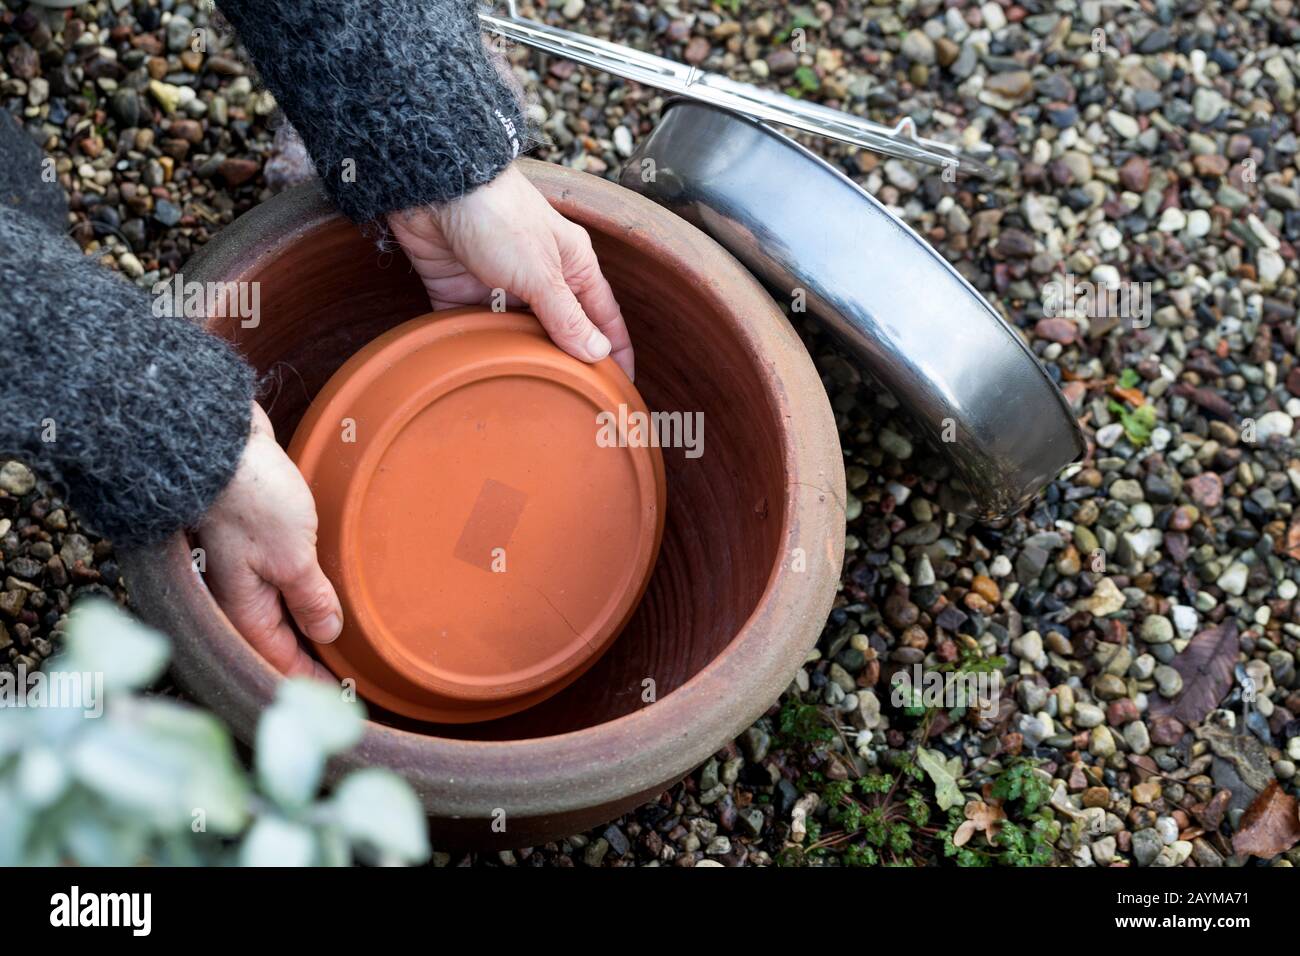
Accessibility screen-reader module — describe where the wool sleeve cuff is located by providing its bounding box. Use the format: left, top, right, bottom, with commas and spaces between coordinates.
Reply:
218, 0, 530, 222
0, 208, 256, 547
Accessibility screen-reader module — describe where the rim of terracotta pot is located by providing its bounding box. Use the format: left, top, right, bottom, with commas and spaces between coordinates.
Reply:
121, 159, 845, 827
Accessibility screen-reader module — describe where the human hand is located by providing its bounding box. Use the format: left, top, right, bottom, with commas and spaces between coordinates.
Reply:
388, 163, 635, 380
197, 402, 340, 680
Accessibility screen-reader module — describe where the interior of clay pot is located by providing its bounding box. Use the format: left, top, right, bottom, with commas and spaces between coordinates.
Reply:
206, 215, 788, 741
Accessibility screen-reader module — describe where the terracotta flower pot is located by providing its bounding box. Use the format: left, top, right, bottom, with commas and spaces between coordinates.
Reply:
119, 159, 845, 847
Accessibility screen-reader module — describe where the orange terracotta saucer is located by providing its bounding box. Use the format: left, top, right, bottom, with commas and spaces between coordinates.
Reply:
288, 308, 666, 723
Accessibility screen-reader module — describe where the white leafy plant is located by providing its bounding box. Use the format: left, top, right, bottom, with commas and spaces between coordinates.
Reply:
0, 599, 431, 867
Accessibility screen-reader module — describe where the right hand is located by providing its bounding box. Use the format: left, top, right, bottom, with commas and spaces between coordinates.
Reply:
196, 402, 340, 680
388, 163, 636, 380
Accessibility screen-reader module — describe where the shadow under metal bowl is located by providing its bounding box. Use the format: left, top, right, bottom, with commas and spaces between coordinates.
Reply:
621, 101, 1085, 520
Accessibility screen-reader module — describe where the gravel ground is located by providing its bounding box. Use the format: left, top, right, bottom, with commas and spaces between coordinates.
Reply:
4, 0, 1300, 867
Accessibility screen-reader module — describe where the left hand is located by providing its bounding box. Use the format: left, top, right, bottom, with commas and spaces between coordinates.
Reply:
388, 163, 635, 380
197, 402, 340, 681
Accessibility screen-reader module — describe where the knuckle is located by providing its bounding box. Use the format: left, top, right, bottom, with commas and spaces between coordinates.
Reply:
282, 551, 324, 588
567, 224, 596, 256
291, 584, 335, 617
550, 304, 589, 340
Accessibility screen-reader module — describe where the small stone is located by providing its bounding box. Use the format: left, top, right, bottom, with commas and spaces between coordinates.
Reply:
1083, 786, 1111, 809
684, 36, 711, 65
582, 837, 609, 866
981, 2, 1007, 30
1149, 715, 1186, 746
740, 726, 770, 763
1154, 665, 1183, 699
613, 125, 634, 158
1109, 479, 1144, 504
1107, 111, 1140, 139
1074, 702, 1105, 729
1158, 207, 1187, 232
1194, 154, 1230, 176
1012, 630, 1045, 668
738, 808, 764, 838
153, 200, 183, 227
1095, 423, 1125, 448
1215, 562, 1249, 597
883, 160, 919, 193
1118, 156, 1150, 192
1255, 410, 1294, 442
766, 49, 798, 76
59, 533, 94, 569
900, 31, 936, 66
1132, 828, 1162, 866
971, 575, 1000, 605
1132, 781, 1162, 805
1077, 577, 1126, 616
1186, 473, 1223, 509
110, 89, 142, 128
1139, 616, 1174, 645
1258, 249, 1285, 287
1192, 87, 1227, 124
0, 461, 36, 496
912, 554, 936, 587
27, 77, 49, 107
1018, 712, 1054, 748
149, 80, 183, 114
1192, 838, 1223, 867
935, 37, 959, 67
984, 70, 1033, 101
118, 253, 144, 278
878, 429, 913, 460
1089, 726, 1117, 758
219, 158, 261, 187
1125, 721, 1151, 755
1092, 835, 1117, 865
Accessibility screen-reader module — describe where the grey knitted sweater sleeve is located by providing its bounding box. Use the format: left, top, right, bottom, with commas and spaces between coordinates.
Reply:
1, 2, 520, 545
218, 0, 527, 222
0, 206, 256, 547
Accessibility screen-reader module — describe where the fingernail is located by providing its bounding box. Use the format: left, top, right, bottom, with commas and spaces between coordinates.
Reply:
314, 613, 342, 643
584, 327, 611, 362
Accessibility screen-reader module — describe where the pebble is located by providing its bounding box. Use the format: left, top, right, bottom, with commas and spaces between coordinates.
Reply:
1215, 563, 1249, 597
1154, 666, 1184, 699
1255, 411, 1294, 442
0, 461, 36, 496
1157, 208, 1187, 233
1089, 726, 1117, 758
1124, 721, 1151, 755
612, 125, 634, 158
1139, 616, 1174, 645
1107, 111, 1140, 139
1132, 828, 1162, 866
1078, 578, 1126, 616
1074, 702, 1105, 729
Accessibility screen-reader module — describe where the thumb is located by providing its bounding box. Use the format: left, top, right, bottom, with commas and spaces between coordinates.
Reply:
272, 556, 343, 646
201, 544, 328, 679
526, 270, 612, 364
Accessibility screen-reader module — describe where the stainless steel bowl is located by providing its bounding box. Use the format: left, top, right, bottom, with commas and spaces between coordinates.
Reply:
621, 101, 1085, 520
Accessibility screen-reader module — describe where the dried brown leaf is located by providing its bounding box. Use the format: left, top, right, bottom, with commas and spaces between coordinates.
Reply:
1148, 621, 1239, 725
954, 798, 1006, 847
1232, 781, 1300, 859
